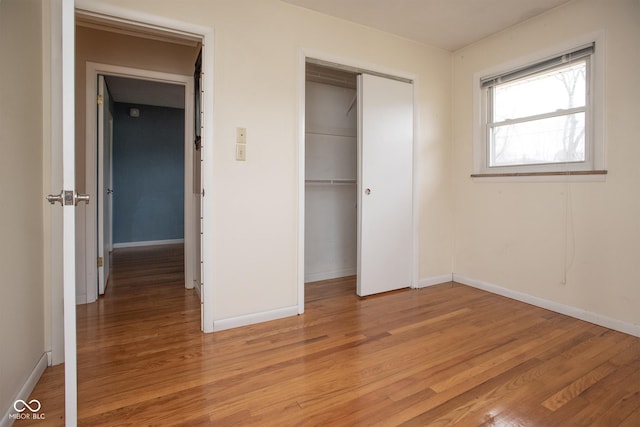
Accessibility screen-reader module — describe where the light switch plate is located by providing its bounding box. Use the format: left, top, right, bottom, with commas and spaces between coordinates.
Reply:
236, 143, 246, 161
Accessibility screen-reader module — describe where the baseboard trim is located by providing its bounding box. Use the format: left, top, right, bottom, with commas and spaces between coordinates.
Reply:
113, 238, 184, 249
1, 353, 48, 427
304, 267, 356, 283
213, 306, 299, 332
453, 274, 640, 338
415, 273, 454, 288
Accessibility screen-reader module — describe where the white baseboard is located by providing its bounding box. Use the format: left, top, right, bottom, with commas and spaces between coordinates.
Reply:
113, 238, 184, 249
213, 306, 299, 332
1, 353, 48, 427
453, 274, 640, 338
415, 273, 454, 288
304, 267, 356, 283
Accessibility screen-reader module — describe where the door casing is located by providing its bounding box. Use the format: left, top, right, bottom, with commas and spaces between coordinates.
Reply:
84, 62, 196, 303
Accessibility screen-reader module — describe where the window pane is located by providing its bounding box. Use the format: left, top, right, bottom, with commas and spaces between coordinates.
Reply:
490, 112, 585, 167
493, 61, 586, 122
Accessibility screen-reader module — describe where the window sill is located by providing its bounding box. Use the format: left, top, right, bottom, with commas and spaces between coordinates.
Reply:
471, 170, 607, 183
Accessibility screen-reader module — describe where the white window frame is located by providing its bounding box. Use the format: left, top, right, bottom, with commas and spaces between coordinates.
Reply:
473, 34, 605, 179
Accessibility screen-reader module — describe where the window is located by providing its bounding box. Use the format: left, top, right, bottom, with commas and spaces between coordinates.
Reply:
474, 42, 605, 177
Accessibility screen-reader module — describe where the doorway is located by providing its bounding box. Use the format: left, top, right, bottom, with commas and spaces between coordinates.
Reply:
97, 74, 189, 296
301, 58, 416, 310
304, 64, 358, 285
83, 62, 199, 306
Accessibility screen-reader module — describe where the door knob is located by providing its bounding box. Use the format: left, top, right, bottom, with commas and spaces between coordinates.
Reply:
365, 188, 371, 195
106, 188, 113, 195
75, 193, 90, 205
46, 191, 64, 206
45, 190, 89, 206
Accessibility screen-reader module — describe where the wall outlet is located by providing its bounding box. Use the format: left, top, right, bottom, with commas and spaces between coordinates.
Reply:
236, 127, 247, 144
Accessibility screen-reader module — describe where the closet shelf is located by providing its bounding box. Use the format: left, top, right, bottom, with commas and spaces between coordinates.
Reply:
305, 178, 356, 185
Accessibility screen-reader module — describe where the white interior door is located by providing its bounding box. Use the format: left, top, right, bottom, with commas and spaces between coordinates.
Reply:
98, 74, 112, 295
357, 74, 414, 296
62, 0, 78, 424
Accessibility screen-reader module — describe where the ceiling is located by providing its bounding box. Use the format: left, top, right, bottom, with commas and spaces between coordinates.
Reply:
104, 76, 185, 109
282, 0, 572, 51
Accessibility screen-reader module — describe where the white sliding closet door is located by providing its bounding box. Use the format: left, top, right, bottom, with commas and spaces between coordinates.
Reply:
357, 74, 413, 297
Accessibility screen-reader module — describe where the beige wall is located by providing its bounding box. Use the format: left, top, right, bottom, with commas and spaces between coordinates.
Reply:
452, 0, 640, 327
75, 26, 200, 193
0, 0, 45, 414
89, 0, 453, 321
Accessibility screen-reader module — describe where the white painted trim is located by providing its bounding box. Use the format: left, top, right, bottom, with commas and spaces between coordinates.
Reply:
416, 274, 454, 288
304, 268, 356, 284
297, 48, 419, 314
453, 274, 640, 338
471, 174, 607, 183
199, 24, 215, 334
1, 354, 48, 427
75, 0, 204, 40
112, 239, 185, 249
84, 62, 195, 303
410, 78, 420, 290
296, 51, 306, 315
302, 49, 416, 83
213, 306, 299, 332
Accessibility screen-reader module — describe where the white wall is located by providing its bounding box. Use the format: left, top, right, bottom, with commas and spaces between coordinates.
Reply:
452, 0, 640, 330
0, 0, 46, 417
88, 0, 453, 322
305, 81, 357, 282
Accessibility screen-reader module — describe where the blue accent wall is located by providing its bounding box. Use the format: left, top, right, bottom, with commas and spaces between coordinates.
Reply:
112, 103, 184, 244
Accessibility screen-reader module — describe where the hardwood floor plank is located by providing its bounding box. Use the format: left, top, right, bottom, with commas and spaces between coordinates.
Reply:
15, 244, 640, 426
541, 362, 616, 411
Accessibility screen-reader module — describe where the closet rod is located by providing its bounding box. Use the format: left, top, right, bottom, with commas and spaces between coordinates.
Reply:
305, 179, 356, 185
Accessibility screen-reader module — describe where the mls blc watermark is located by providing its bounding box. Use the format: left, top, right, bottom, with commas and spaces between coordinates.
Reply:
9, 399, 45, 421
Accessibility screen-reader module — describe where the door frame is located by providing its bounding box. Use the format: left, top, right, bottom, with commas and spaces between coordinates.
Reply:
297, 49, 420, 313
72, 1, 215, 334
84, 62, 195, 303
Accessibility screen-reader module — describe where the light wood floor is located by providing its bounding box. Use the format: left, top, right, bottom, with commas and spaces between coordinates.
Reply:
18, 244, 640, 426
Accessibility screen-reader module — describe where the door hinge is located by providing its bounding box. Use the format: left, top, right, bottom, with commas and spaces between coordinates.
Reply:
97, 257, 103, 267
97, 94, 104, 105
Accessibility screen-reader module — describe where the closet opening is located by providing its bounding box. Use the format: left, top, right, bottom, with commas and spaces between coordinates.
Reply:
304, 63, 359, 293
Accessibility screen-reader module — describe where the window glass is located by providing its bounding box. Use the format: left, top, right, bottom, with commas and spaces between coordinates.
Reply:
492, 61, 586, 122
490, 112, 585, 166
488, 59, 588, 168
